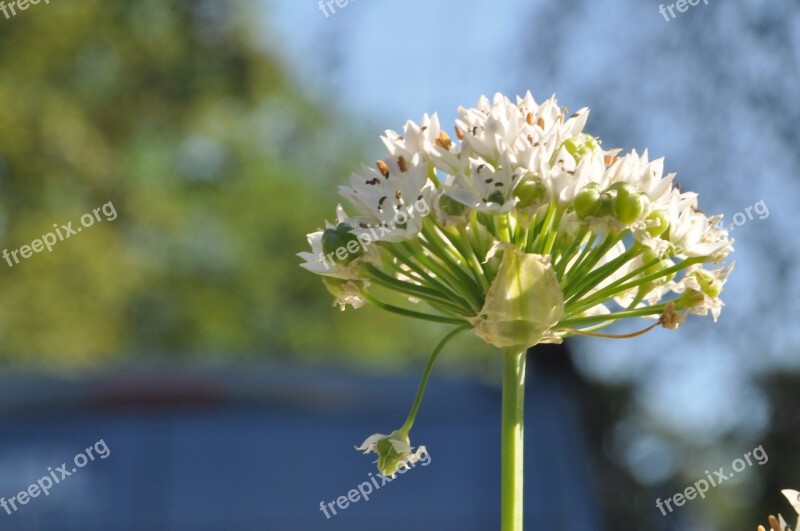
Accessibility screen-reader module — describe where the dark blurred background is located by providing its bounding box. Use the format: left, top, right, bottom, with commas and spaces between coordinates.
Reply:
0, 0, 798, 529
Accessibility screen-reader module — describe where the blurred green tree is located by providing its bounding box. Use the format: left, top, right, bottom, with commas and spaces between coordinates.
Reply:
0, 0, 466, 366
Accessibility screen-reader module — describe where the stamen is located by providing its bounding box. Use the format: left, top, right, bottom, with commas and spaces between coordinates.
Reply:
377, 160, 390, 177
435, 131, 452, 150
526, 112, 535, 125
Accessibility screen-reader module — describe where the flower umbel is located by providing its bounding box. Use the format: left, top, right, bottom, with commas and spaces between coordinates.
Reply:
300, 92, 733, 342
299, 92, 734, 485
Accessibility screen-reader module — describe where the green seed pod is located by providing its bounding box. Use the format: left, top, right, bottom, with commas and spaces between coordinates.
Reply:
607, 181, 637, 197
322, 223, 363, 265
574, 184, 601, 219
593, 192, 615, 217
487, 190, 506, 206
646, 210, 670, 237
513, 179, 548, 209
691, 269, 722, 297
439, 195, 468, 217
356, 430, 427, 478
615, 191, 649, 224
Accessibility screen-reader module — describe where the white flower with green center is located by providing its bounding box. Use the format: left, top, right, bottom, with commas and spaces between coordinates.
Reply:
298, 92, 734, 531
339, 154, 435, 242
444, 153, 524, 213
356, 430, 427, 478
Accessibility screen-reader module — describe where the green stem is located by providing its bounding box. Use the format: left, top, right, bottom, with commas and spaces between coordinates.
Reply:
361, 292, 468, 325
400, 325, 470, 433
561, 231, 623, 294
501, 348, 526, 531
385, 244, 478, 313
541, 207, 564, 256
363, 264, 471, 315
553, 226, 589, 280
559, 231, 597, 286
524, 209, 540, 252
557, 303, 665, 327
530, 202, 556, 254
566, 257, 703, 317
453, 224, 491, 292
565, 244, 640, 303
420, 223, 485, 306
497, 213, 513, 242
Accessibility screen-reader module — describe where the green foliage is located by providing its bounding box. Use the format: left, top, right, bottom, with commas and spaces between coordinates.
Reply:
0, 0, 460, 366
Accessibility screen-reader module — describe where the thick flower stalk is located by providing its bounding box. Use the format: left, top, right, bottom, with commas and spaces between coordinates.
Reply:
299, 92, 734, 529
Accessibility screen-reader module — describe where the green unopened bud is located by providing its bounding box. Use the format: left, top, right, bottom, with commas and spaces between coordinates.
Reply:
593, 192, 615, 217
574, 184, 601, 219
470, 244, 564, 349
439, 195, 468, 217
615, 191, 649, 224
607, 182, 636, 194
646, 210, 670, 237
322, 223, 363, 265
513, 179, 548, 209
691, 269, 722, 297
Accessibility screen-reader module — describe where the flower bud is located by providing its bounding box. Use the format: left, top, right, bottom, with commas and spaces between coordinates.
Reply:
513, 178, 548, 209
470, 244, 564, 349
615, 191, 649, 224
574, 184, 601, 219
593, 192, 615, 217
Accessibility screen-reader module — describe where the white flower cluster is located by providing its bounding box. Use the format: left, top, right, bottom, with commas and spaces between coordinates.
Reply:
299, 92, 734, 336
